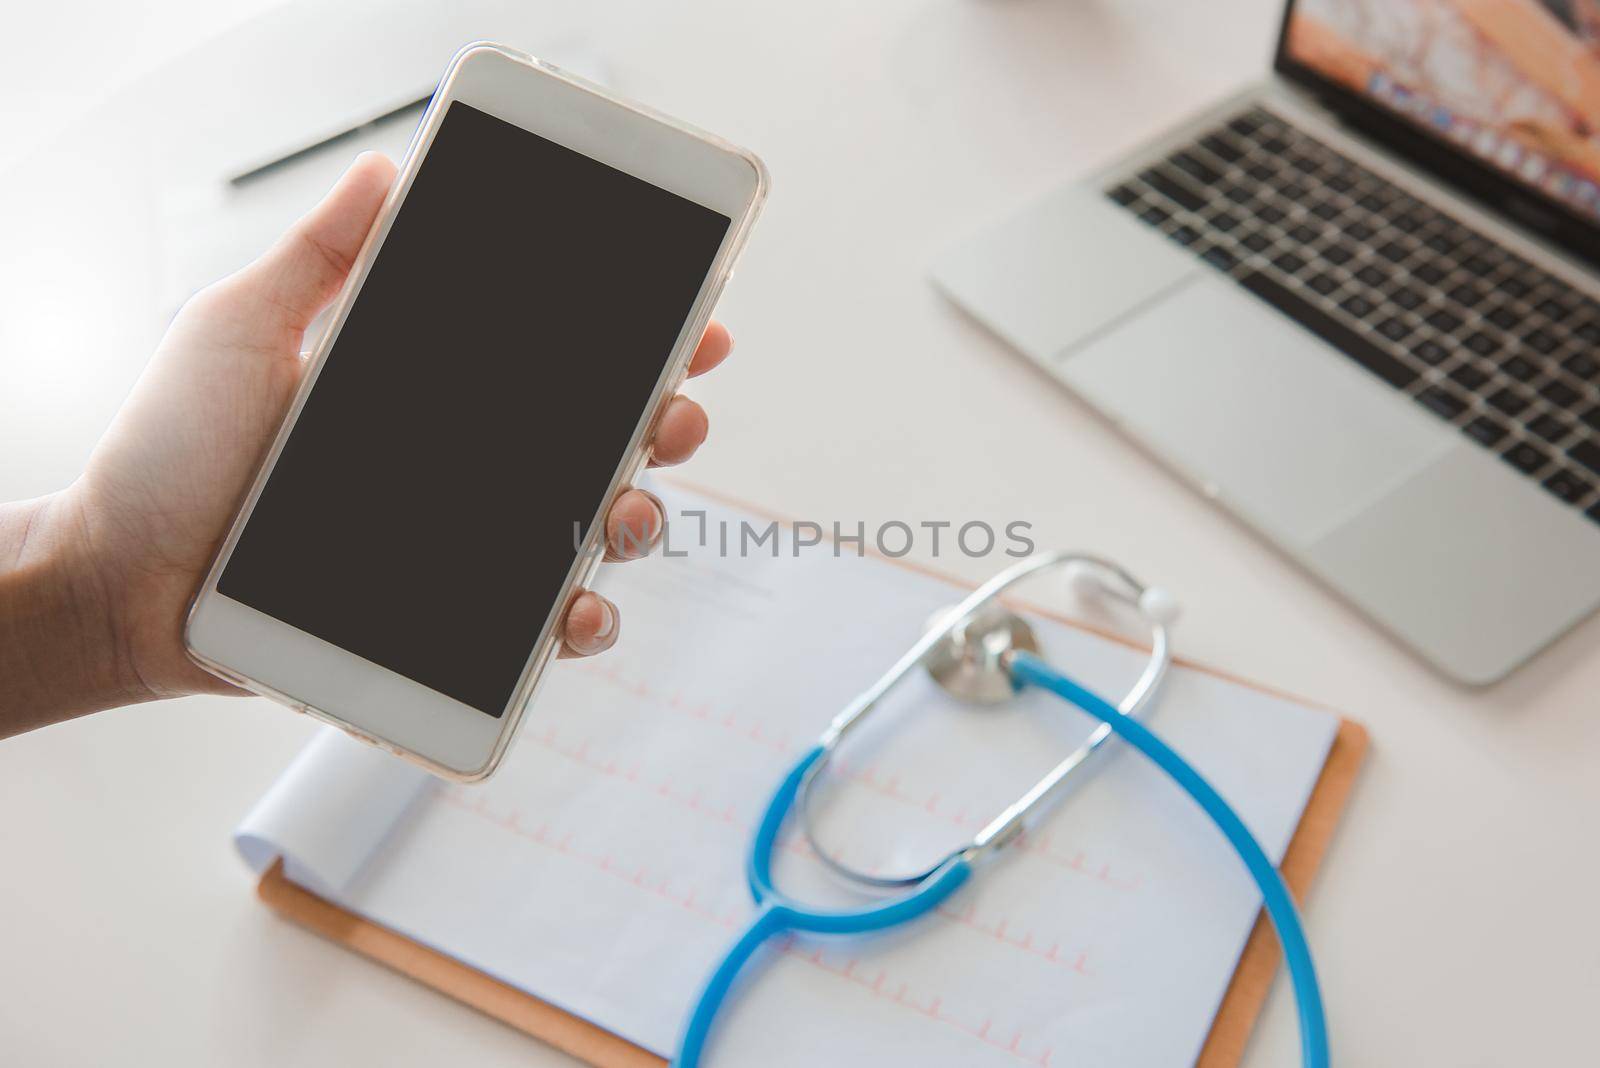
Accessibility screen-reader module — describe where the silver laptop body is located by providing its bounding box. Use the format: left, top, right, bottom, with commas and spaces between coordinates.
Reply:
932, 53, 1600, 685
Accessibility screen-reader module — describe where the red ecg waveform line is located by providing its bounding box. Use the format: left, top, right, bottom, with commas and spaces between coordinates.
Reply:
521, 725, 1096, 974
435, 788, 1055, 1066
573, 660, 1144, 892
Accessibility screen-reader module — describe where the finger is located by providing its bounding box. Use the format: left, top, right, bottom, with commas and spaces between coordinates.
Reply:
686, 320, 734, 378
605, 488, 665, 561
242, 151, 397, 337
648, 396, 709, 467
559, 590, 619, 657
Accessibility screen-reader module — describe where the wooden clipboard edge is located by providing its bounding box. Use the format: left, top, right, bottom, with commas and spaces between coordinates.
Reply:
257, 860, 667, 1067
255, 476, 1370, 1065
1197, 716, 1368, 1067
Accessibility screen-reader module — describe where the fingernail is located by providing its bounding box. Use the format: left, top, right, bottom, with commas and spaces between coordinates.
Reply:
645, 497, 665, 541
633, 489, 667, 554
593, 598, 616, 640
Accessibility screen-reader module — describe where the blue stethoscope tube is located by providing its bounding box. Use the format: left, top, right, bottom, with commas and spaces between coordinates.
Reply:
672, 655, 1328, 1068
673, 744, 973, 1067
1008, 652, 1328, 1068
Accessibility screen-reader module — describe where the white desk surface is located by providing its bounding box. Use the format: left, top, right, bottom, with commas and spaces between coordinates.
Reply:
3, 1, 1597, 1064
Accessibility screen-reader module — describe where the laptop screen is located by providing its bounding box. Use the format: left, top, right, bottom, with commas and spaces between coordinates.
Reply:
1281, 0, 1600, 225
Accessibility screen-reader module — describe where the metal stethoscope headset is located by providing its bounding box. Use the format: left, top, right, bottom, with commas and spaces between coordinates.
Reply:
672, 552, 1329, 1068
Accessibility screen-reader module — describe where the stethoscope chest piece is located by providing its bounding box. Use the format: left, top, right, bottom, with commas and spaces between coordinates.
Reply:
923, 602, 1039, 704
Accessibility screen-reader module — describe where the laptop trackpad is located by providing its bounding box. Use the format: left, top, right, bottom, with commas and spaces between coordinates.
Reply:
1058, 273, 1455, 546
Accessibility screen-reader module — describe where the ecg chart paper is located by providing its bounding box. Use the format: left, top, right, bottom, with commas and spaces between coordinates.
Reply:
237, 487, 1339, 1067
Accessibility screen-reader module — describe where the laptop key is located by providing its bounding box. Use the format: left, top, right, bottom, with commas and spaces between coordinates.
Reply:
1568, 439, 1600, 476
1486, 305, 1521, 331
1228, 114, 1262, 137
1416, 385, 1467, 420
1201, 246, 1239, 271
1540, 378, 1582, 408
1463, 415, 1509, 446
1322, 244, 1355, 266
1241, 231, 1271, 253
1170, 151, 1222, 185
1376, 240, 1410, 263
1528, 412, 1573, 443
1199, 133, 1242, 163
1488, 387, 1531, 415
1109, 184, 1140, 206
1500, 355, 1538, 382
1413, 262, 1448, 285
1536, 296, 1572, 319
1412, 339, 1450, 365
1138, 204, 1171, 227
1523, 328, 1559, 354
1503, 440, 1552, 474
1339, 294, 1375, 318
1582, 405, 1600, 431
1448, 361, 1491, 390
1142, 168, 1205, 212
1562, 352, 1600, 380
1392, 286, 1424, 310
1238, 270, 1419, 389
1426, 308, 1463, 333
1273, 251, 1307, 274
1306, 272, 1339, 296
1425, 231, 1457, 255
1503, 275, 1538, 301
1376, 316, 1412, 341
1392, 210, 1426, 233
1543, 467, 1594, 504
1355, 264, 1388, 287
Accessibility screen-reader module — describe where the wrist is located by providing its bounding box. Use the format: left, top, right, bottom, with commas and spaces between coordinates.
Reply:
0, 488, 150, 735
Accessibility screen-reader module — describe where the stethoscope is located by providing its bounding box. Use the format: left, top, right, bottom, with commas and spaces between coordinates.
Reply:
672, 552, 1328, 1068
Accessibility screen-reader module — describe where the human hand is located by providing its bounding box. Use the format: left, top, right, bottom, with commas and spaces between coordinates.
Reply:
8, 152, 731, 722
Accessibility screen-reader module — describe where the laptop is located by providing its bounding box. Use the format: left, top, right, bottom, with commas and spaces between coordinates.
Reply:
932, 0, 1600, 684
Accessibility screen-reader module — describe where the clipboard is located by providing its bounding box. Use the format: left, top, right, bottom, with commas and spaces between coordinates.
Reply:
256, 677, 1367, 1068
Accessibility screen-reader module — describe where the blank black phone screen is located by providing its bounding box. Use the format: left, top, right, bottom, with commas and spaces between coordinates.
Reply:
218, 101, 731, 715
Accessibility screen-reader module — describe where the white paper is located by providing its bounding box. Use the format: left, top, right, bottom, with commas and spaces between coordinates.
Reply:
234, 727, 431, 898
238, 487, 1338, 1067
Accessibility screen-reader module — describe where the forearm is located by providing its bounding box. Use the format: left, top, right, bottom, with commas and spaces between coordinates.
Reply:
0, 492, 145, 737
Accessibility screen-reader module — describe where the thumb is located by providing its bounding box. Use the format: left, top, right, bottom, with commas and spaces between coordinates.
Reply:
241, 151, 397, 337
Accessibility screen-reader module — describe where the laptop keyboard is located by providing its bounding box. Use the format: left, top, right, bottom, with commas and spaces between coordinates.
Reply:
1105, 106, 1600, 527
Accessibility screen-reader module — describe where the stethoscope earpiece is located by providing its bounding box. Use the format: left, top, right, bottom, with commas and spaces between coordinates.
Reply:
1138, 586, 1181, 625
1062, 559, 1107, 601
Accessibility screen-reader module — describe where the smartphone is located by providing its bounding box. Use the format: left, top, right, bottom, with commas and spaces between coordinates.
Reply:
186, 43, 767, 781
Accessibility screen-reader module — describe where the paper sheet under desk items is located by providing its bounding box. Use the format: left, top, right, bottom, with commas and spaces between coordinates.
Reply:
236, 486, 1340, 1068
235, 728, 432, 898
